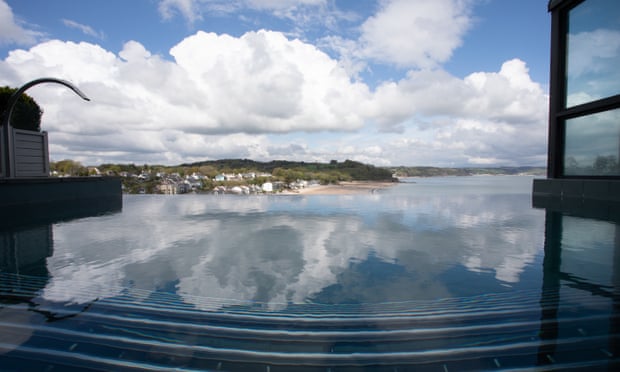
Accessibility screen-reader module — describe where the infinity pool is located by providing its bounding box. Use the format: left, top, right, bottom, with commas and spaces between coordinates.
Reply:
1, 176, 619, 370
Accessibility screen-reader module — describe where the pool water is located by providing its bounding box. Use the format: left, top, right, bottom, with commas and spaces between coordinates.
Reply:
1, 176, 619, 370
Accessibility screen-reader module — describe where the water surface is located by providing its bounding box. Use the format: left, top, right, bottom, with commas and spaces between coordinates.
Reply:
1, 175, 619, 370
45, 176, 544, 307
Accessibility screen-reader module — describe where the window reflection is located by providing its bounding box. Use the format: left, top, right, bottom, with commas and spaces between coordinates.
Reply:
564, 108, 620, 176
537, 210, 620, 367
565, 0, 620, 107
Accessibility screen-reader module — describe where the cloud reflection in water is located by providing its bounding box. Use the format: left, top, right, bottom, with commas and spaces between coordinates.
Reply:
44, 177, 545, 309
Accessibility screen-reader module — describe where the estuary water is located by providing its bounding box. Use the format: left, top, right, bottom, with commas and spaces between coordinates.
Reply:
2, 175, 620, 370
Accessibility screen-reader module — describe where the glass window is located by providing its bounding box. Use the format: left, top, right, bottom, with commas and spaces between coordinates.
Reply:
564, 108, 620, 176
565, 0, 620, 107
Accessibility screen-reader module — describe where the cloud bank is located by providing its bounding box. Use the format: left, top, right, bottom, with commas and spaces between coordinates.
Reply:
0, 0, 548, 166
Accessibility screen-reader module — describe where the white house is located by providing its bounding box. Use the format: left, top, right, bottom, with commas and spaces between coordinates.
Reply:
262, 182, 273, 192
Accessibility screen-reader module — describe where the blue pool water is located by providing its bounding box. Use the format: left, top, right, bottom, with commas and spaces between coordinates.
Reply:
1, 176, 619, 370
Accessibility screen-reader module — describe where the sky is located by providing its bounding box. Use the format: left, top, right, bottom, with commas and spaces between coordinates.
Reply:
0, 0, 551, 167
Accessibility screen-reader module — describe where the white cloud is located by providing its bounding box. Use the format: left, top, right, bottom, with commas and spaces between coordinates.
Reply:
157, 0, 327, 24
358, 59, 548, 166
158, 0, 355, 39
0, 0, 42, 46
158, 0, 474, 72
0, 23, 547, 167
168, 30, 370, 133
566, 28, 620, 106
2, 32, 370, 135
62, 19, 105, 40
567, 29, 620, 78
158, 0, 202, 24
371, 59, 547, 130
246, 0, 325, 9
0, 32, 372, 163
358, 0, 472, 68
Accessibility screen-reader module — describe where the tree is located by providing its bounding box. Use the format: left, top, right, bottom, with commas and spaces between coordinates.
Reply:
593, 155, 618, 175
100, 164, 122, 175
51, 159, 87, 176
0, 86, 43, 131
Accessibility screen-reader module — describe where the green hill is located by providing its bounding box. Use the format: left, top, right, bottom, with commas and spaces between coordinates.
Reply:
181, 159, 396, 182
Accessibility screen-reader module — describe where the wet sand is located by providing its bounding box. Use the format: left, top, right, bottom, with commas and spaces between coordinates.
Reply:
282, 181, 396, 195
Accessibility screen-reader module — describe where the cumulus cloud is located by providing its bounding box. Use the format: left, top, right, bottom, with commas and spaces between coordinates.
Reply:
0, 15, 547, 167
159, 0, 472, 72
370, 59, 546, 129
318, 0, 474, 82
169, 30, 370, 132
358, 0, 472, 68
2, 31, 370, 133
0, 0, 43, 46
0, 31, 373, 163
364, 59, 548, 165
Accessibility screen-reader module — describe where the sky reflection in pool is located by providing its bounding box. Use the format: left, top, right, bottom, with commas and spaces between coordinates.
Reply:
40, 176, 545, 309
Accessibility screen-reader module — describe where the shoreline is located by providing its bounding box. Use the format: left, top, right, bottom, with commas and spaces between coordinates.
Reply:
280, 181, 396, 195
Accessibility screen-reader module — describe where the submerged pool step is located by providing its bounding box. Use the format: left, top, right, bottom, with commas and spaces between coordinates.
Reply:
16, 301, 613, 349
2, 272, 619, 370
1, 300, 619, 371
1, 326, 619, 371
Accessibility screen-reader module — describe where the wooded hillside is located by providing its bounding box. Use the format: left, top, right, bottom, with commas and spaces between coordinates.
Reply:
181, 159, 396, 182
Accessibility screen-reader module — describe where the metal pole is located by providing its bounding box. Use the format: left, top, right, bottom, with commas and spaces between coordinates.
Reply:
0, 78, 90, 178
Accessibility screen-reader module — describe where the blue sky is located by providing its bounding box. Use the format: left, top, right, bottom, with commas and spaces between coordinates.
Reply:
0, 0, 551, 167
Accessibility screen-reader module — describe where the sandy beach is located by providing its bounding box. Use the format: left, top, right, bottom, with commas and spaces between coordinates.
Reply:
282, 181, 396, 195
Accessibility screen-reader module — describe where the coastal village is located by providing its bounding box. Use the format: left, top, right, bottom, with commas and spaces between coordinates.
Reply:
51, 167, 318, 195
48, 159, 399, 194
121, 169, 316, 195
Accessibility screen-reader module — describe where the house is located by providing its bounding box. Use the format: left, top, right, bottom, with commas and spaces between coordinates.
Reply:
178, 181, 191, 194
262, 182, 273, 192
87, 167, 101, 176
157, 180, 177, 194
137, 173, 149, 181
187, 172, 203, 181
157, 179, 191, 194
